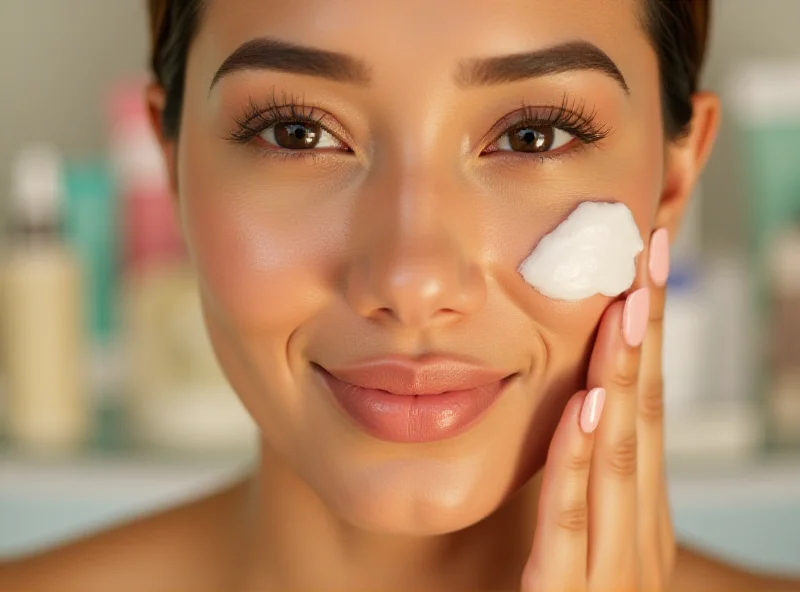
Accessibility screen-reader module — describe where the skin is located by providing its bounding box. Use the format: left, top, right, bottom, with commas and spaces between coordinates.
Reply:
2, 0, 799, 589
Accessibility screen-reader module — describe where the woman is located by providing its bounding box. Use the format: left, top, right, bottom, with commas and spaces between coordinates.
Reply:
2, 0, 799, 590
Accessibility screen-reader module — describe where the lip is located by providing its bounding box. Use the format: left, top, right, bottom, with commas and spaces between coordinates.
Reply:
313, 356, 516, 443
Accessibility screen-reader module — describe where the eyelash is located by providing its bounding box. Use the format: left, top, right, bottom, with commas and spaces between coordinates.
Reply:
230, 92, 328, 139
489, 94, 610, 155
227, 92, 611, 161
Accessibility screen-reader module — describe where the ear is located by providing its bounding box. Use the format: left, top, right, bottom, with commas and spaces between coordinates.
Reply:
655, 92, 721, 236
145, 83, 180, 203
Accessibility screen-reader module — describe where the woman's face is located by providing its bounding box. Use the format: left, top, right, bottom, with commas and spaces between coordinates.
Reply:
174, 0, 668, 534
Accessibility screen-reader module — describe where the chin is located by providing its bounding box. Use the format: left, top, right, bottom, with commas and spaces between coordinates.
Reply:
305, 445, 530, 536
335, 480, 509, 536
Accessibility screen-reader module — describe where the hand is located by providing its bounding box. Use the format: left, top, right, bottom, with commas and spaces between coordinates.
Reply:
522, 228, 674, 592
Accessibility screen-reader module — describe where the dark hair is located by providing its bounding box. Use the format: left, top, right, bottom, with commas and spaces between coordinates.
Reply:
149, 0, 710, 140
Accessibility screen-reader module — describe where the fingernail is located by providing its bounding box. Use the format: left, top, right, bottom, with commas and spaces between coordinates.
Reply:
648, 228, 670, 287
623, 288, 650, 347
580, 387, 606, 433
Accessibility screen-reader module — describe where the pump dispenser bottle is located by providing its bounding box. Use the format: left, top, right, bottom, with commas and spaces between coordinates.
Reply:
1, 144, 89, 455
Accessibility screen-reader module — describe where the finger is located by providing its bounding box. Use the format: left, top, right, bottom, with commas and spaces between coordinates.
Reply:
522, 389, 603, 592
638, 228, 671, 589
585, 289, 649, 588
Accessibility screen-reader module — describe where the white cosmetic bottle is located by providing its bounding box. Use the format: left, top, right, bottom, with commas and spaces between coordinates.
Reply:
1, 144, 89, 455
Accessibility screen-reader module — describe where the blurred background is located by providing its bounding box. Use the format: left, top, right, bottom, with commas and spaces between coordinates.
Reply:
1, 0, 800, 576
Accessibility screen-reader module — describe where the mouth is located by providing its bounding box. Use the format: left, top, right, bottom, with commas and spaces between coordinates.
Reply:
312, 356, 518, 443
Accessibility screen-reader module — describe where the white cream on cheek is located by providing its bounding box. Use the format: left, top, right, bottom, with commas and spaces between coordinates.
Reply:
518, 201, 644, 301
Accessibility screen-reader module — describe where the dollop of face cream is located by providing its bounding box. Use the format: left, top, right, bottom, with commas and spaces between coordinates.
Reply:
518, 201, 644, 301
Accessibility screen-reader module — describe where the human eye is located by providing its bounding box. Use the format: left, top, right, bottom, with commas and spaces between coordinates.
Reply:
226, 94, 352, 161
482, 96, 611, 159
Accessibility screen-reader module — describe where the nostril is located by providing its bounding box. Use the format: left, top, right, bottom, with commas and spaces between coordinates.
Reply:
370, 307, 397, 322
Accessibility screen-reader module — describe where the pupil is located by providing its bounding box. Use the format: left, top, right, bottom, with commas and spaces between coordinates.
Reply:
275, 122, 320, 149
510, 126, 553, 153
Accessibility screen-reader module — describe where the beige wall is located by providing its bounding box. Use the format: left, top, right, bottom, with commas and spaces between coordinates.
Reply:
0, 1, 149, 223
1, 0, 799, 248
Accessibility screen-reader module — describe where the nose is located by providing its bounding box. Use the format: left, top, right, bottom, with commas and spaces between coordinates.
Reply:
345, 172, 487, 329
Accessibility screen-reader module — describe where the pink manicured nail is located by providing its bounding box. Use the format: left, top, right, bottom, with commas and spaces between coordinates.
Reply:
580, 387, 606, 433
623, 288, 650, 347
648, 228, 670, 287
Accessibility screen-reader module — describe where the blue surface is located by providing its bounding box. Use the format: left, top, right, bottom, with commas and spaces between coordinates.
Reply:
672, 500, 800, 575
1, 496, 151, 555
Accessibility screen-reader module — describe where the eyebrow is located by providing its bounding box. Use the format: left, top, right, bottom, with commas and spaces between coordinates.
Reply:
456, 41, 629, 94
210, 38, 372, 90
209, 38, 628, 95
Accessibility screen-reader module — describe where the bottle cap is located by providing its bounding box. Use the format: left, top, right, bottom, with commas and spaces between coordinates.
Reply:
10, 143, 64, 228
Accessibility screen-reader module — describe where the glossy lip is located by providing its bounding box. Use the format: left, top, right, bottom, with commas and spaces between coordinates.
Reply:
313, 356, 517, 443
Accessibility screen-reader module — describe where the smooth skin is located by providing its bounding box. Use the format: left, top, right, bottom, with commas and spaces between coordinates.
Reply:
2, 0, 800, 589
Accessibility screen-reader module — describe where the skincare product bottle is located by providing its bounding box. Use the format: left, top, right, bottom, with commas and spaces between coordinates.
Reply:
662, 193, 706, 420
107, 81, 184, 274
1, 144, 89, 455
63, 161, 124, 449
0, 261, 6, 441
766, 222, 800, 447
729, 60, 800, 452
124, 265, 258, 454
663, 190, 762, 462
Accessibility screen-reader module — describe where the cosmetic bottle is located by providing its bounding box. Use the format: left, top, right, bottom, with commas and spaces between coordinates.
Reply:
109, 81, 257, 455
729, 60, 800, 452
662, 192, 712, 459
107, 81, 185, 274
1, 144, 89, 456
63, 161, 124, 449
663, 192, 762, 462
662, 194, 706, 419
0, 259, 7, 443
766, 222, 800, 447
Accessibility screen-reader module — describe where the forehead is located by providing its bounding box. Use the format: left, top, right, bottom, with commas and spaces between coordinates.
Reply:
195, 0, 649, 85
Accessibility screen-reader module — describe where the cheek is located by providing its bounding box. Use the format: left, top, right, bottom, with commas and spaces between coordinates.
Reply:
490, 204, 640, 339
178, 171, 335, 334
526, 287, 609, 371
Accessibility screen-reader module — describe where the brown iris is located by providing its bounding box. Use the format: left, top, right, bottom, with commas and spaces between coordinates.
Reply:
273, 122, 321, 149
508, 126, 556, 153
